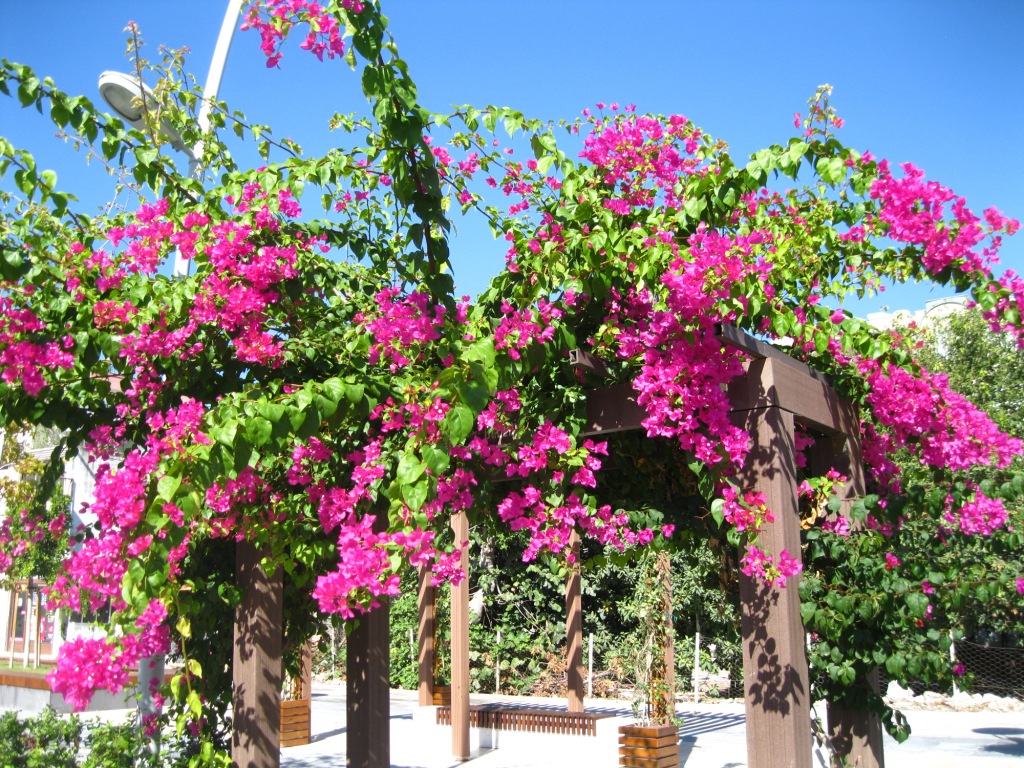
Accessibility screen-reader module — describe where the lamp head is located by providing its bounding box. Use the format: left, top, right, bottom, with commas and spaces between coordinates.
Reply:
97, 70, 152, 129
97, 70, 193, 158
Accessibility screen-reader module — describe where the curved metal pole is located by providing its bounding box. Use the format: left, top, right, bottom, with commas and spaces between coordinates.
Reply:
175, 0, 244, 278
190, 0, 244, 175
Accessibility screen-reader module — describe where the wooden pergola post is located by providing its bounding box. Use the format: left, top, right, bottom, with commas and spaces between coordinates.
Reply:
301, 641, 313, 698
565, 529, 584, 712
451, 510, 471, 761
417, 564, 435, 707
826, 670, 885, 768
731, 398, 812, 768
810, 436, 885, 768
346, 597, 390, 768
346, 511, 393, 768
232, 541, 283, 768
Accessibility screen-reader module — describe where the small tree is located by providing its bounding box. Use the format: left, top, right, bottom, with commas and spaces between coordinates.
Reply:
0, 425, 69, 584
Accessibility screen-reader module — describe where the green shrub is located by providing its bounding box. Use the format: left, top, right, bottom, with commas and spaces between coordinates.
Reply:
22, 707, 81, 768
82, 719, 141, 768
0, 709, 28, 768
0, 709, 155, 768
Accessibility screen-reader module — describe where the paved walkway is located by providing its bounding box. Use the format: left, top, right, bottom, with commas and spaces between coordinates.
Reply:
280, 685, 1024, 768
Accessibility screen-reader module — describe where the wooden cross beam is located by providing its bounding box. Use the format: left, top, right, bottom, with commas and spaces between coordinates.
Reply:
574, 325, 857, 439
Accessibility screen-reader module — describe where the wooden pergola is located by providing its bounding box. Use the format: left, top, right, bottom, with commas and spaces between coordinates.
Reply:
228, 324, 885, 768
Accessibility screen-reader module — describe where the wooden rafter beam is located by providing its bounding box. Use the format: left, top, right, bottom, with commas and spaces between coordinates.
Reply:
579, 325, 857, 437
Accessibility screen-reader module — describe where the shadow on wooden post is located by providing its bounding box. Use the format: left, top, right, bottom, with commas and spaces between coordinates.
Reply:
233, 540, 283, 768
827, 669, 886, 768
347, 597, 390, 768
732, 401, 812, 768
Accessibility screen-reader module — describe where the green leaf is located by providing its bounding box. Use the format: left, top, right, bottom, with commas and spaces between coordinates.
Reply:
16, 76, 39, 107
258, 402, 286, 424
402, 476, 429, 512
186, 690, 203, 719
456, 378, 490, 414
710, 498, 725, 526
49, 101, 70, 127
422, 445, 450, 475
788, 140, 809, 163
127, 558, 145, 587
233, 436, 253, 472
213, 420, 237, 448
814, 330, 829, 355
289, 407, 309, 434
344, 381, 365, 405
157, 474, 182, 502
50, 191, 68, 215
245, 416, 272, 447
441, 405, 474, 444
683, 196, 706, 220
170, 673, 183, 702
817, 156, 847, 185
754, 148, 775, 174
503, 115, 520, 138
464, 338, 495, 368
885, 653, 906, 678
905, 592, 930, 618
396, 452, 426, 485
0, 247, 26, 281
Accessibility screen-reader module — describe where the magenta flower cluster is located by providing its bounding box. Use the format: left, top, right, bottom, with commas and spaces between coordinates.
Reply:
0, 299, 74, 396
242, 0, 364, 68
859, 359, 1021, 493
579, 110, 704, 214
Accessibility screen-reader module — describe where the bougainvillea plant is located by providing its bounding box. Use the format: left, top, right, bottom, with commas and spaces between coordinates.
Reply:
1, 0, 1022, 761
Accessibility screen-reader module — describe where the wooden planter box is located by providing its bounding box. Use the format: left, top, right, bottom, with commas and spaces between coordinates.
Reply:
618, 724, 680, 768
431, 684, 451, 706
280, 699, 311, 748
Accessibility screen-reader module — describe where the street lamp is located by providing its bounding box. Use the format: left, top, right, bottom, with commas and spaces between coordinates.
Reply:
97, 70, 195, 166
98, 0, 244, 276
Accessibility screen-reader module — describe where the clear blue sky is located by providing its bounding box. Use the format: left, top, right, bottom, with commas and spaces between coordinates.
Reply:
2, 1, 1022, 315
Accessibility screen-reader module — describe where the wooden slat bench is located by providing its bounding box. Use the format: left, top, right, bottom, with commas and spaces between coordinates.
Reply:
435, 704, 612, 737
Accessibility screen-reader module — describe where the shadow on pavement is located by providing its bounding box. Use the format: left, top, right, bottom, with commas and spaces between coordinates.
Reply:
975, 726, 1024, 756
678, 709, 746, 738
310, 726, 345, 743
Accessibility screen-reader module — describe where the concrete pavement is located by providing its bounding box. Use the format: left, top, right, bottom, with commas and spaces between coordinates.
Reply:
280, 685, 1024, 768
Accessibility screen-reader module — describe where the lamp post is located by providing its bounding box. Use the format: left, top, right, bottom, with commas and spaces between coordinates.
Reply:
98, 0, 243, 276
